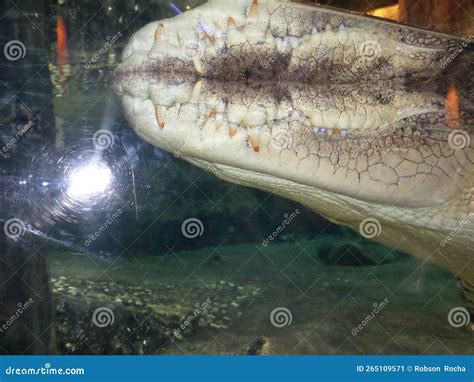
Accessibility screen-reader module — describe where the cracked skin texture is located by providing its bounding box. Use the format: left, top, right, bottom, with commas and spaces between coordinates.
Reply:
114, 0, 474, 311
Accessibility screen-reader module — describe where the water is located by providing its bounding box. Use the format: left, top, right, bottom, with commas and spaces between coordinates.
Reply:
0, 0, 472, 355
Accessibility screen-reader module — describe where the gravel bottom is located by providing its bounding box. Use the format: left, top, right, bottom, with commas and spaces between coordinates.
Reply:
52, 276, 261, 354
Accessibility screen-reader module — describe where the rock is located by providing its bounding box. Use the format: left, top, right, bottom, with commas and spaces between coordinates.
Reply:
244, 336, 267, 355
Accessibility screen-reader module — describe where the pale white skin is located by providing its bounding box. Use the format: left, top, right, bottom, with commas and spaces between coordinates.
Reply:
114, 0, 474, 310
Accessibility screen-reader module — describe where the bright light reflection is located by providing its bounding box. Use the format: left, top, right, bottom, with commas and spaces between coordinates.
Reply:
67, 161, 112, 200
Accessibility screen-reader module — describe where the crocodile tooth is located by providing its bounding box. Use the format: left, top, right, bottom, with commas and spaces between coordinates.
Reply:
190, 80, 202, 103
155, 106, 165, 129
155, 23, 164, 41
339, 112, 350, 130
229, 123, 238, 137
248, 130, 261, 152
228, 104, 246, 125
193, 57, 203, 75
227, 16, 246, 46
228, 16, 237, 28
205, 110, 217, 123
248, 0, 259, 19
322, 111, 338, 129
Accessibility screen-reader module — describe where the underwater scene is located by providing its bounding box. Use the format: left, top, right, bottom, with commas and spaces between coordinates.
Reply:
0, 0, 473, 356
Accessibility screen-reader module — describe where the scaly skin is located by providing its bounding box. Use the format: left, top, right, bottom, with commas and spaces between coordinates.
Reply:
114, 0, 474, 315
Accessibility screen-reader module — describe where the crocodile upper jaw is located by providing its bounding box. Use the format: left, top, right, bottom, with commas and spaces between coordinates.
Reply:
114, 0, 474, 282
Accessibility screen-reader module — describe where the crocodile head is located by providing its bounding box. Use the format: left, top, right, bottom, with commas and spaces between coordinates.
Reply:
114, 0, 474, 296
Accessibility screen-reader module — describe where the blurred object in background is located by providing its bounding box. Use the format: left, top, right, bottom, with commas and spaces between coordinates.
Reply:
367, 4, 399, 21
301, 0, 473, 36
398, 0, 474, 36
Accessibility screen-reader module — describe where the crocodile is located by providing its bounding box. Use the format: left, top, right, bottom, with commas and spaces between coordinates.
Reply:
114, 0, 474, 318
